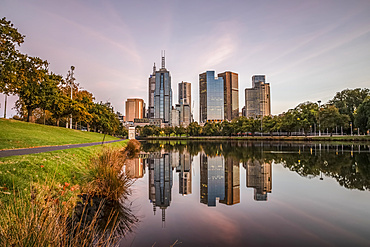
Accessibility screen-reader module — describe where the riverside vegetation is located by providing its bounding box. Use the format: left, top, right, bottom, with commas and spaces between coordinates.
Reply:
0, 120, 141, 246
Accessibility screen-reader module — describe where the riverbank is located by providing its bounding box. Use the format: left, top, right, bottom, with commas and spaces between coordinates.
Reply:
0, 139, 134, 246
0, 118, 120, 150
142, 135, 370, 142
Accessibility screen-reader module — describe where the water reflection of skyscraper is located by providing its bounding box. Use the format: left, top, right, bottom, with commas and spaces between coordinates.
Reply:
148, 152, 173, 225
200, 154, 240, 206
147, 151, 193, 225
244, 159, 272, 201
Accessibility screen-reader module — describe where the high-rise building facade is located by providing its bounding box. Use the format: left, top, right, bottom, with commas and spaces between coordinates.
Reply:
125, 98, 144, 122
178, 81, 191, 106
148, 63, 156, 119
199, 71, 224, 123
245, 75, 271, 118
176, 81, 192, 127
218, 71, 239, 121
154, 53, 172, 123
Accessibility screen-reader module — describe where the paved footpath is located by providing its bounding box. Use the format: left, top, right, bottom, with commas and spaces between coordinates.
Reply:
0, 139, 124, 158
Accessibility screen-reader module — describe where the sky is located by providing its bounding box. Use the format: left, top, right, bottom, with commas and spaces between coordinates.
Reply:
1, 0, 370, 121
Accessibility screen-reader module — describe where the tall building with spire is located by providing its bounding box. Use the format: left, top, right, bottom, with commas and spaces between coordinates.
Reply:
148, 63, 156, 119
154, 51, 172, 123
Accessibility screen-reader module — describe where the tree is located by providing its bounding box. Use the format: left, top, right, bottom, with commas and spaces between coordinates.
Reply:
354, 99, 370, 133
174, 126, 186, 136
294, 102, 318, 136
320, 105, 350, 136
0, 17, 25, 94
221, 121, 234, 136
141, 125, 154, 137
12, 55, 58, 122
279, 110, 298, 136
163, 126, 174, 136
262, 115, 277, 136
329, 88, 370, 124
187, 122, 202, 136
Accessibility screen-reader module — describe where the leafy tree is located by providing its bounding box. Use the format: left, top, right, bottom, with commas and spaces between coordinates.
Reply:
174, 126, 186, 137
279, 110, 297, 136
294, 102, 318, 136
354, 99, 370, 133
141, 125, 154, 137
320, 105, 350, 136
12, 55, 59, 122
187, 122, 202, 136
0, 17, 25, 94
221, 121, 234, 136
329, 88, 370, 124
202, 122, 221, 136
262, 115, 277, 136
163, 126, 174, 136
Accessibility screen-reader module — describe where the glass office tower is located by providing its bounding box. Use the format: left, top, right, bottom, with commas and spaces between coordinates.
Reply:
154, 54, 172, 123
199, 71, 224, 123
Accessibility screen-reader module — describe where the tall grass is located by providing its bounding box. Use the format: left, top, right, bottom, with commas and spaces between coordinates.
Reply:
0, 139, 141, 247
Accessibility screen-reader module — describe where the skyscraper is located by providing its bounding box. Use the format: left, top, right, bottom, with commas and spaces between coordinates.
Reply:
177, 81, 192, 127
245, 75, 271, 118
148, 63, 156, 119
199, 71, 224, 123
178, 81, 191, 106
125, 98, 144, 122
154, 52, 172, 123
218, 71, 239, 121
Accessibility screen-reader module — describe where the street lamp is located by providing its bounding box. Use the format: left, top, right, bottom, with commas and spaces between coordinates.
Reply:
67, 66, 75, 129
317, 100, 321, 136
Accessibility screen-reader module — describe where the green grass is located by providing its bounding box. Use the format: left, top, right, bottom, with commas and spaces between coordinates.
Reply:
0, 118, 119, 150
0, 140, 128, 203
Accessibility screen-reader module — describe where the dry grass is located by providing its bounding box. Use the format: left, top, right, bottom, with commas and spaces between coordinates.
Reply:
0, 184, 119, 247
84, 140, 141, 201
0, 139, 141, 247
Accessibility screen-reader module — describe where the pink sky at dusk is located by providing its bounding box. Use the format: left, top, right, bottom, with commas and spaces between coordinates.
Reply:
1, 0, 370, 121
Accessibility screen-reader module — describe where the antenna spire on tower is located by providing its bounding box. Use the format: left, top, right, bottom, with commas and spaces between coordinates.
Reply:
161, 50, 165, 69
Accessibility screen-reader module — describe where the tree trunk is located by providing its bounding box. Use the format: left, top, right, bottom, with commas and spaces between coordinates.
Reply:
56, 118, 60, 127
27, 108, 32, 122
87, 123, 90, 132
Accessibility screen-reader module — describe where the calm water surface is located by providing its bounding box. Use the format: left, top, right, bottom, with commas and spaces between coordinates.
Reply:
119, 141, 370, 247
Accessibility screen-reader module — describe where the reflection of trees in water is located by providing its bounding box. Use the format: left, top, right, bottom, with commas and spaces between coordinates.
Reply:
141, 141, 370, 191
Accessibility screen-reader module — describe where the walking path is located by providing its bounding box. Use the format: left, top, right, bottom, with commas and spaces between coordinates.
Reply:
0, 139, 124, 158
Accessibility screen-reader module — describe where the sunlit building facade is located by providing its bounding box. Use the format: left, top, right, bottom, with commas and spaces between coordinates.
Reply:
125, 98, 144, 122
199, 71, 224, 123
245, 75, 271, 118
218, 71, 239, 121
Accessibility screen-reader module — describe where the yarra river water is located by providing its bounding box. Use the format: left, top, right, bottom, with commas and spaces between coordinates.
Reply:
118, 141, 370, 247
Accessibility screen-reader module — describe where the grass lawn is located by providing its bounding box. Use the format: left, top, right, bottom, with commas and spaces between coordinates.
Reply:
0, 140, 128, 203
0, 118, 119, 150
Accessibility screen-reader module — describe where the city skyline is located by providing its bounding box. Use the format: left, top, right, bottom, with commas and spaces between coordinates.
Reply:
1, 1, 370, 122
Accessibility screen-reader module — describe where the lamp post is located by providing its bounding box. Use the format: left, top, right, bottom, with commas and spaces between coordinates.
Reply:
317, 100, 321, 136
3, 95, 7, 118
67, 66, 75, 129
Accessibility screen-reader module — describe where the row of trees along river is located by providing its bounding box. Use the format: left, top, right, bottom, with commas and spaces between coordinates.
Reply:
0, 17, 126, 136
140, 88, 370, 137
